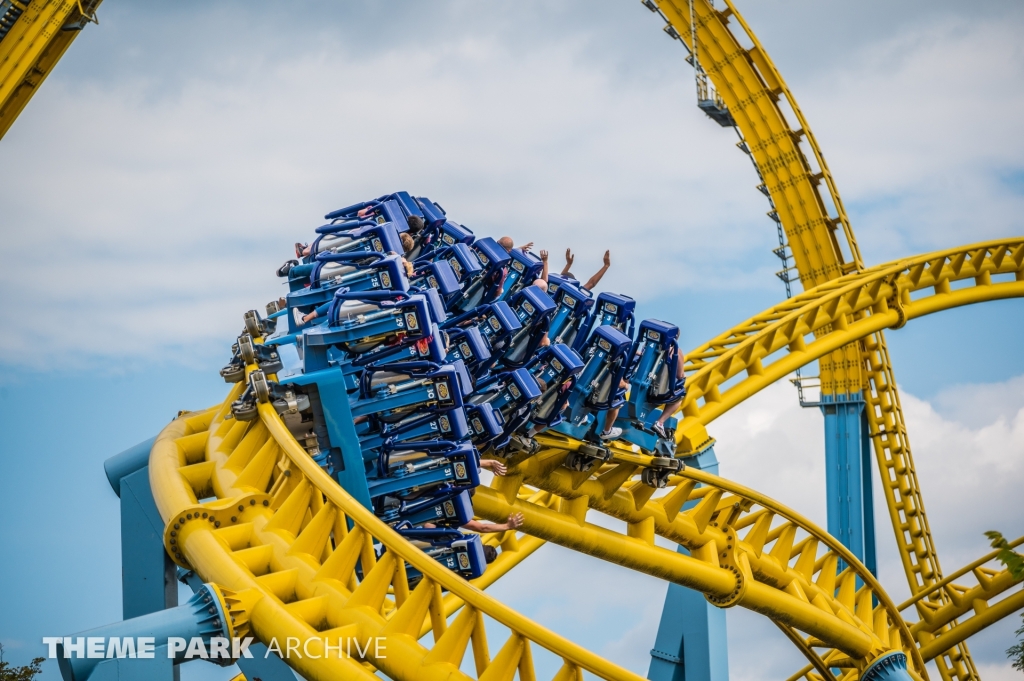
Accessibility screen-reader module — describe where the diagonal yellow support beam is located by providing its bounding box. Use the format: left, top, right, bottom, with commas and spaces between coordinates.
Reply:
0, 0, 101, 139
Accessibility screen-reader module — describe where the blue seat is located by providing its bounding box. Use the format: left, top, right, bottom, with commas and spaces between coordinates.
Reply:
324, 192, 423, 222
445, 237, 511, 314
411, 259, 462, 297
358, 406, 470, 453
500, 286, 557, 369
414, 196, 447, 229
466, 368, 542, 447
355, 361, 470, 420
298, 291, 435, 371
546, 273, 579, 299
553, 325, 633, 439
546, 279, 594, 349
311, 220, 404, 255
525, 343, 586, 428
382, 488, 473, 528
573, 291, 636, 352
310, 252, 409, 293
496, 248, 543, 301
441, 301, 522, 382
395, 528, 487, 580
413, 219, 475, 263
368, 441, 480, 500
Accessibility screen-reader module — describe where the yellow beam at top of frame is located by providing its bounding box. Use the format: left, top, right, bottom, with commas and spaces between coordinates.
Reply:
0, 0, 102, 140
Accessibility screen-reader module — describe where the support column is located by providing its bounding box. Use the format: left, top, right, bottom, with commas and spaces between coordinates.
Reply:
821, 393, 876, 574
105, 438, 180, 681
648, 447, 729, 681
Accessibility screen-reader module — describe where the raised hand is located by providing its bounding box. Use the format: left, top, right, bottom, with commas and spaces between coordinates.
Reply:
603, 250, 611, 267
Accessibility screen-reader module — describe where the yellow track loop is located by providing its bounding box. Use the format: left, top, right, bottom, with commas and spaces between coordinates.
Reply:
149, 387, 647, 681
788, 539, 1024, 681
477, 442, 926, 680
676, 238, 1024, 442
649, 1, 1003, 677
0, 0, 102, 139
897, 537, 1024, 662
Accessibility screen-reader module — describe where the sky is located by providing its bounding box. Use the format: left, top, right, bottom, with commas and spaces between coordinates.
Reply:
0, 0, 1023, 679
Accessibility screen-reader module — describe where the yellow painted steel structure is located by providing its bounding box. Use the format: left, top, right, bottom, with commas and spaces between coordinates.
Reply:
0, 0, 101, 139
143, 237, 1024, 681
646, 1, 1010, 678
4, 0, 1023, 679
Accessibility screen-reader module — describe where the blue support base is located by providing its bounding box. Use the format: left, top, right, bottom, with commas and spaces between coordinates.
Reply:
84, 647, 175, 681
648, 447, 729, 681
820, 393, 877, 575
179, 570, 300, 681
120, 467, 179, 620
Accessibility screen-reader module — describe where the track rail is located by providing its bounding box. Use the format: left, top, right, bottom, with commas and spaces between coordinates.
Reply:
677, 238, 1024, 441
143, 238, 1024, 681
149, 389, 648, 681
0, 0, 102, 139
646, 2, 992, 676
475, 450, 927, 679
482, 239, 1024, 678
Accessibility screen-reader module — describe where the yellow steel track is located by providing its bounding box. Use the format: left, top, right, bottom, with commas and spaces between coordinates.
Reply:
146, 238, 1023, 681
5, 0, 1022, 677
647, 2, 1017, 677
0, 0, 101, 139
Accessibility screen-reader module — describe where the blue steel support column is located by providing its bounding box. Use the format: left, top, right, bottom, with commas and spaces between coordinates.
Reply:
648, 447, 729, 681
105, 439, 179, 681
820, 393, 876, 574
120, 468, 179, 620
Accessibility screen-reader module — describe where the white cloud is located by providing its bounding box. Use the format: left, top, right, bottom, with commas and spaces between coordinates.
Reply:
796, 18, 1024, 261
3, 5, 1022, 367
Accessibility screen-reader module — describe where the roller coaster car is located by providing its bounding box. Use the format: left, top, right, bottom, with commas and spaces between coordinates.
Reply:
575, 292, 636, 351
550, 325, 632, 445
410, 259, 462, 298
394, 527, 488, 581
524, 343, 585, 429
369, 440, 480, 496
466, 368, 543, 449
626, 319, 686, 416
546, 272, 579, 299
546, 279, 594, 350
496, 248, 543, 301
300, 291, 434, 371
353, 361, 471, 425
356, 405, 470, 454
378, 488, 474, 529
441, 301, 522, 380
499, 286, 557, 369
444, 326, 492, 380
446, 237, 511, 314
323, 191, 423, 224
309, 219, 405, 260
411, 219, 475, 265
